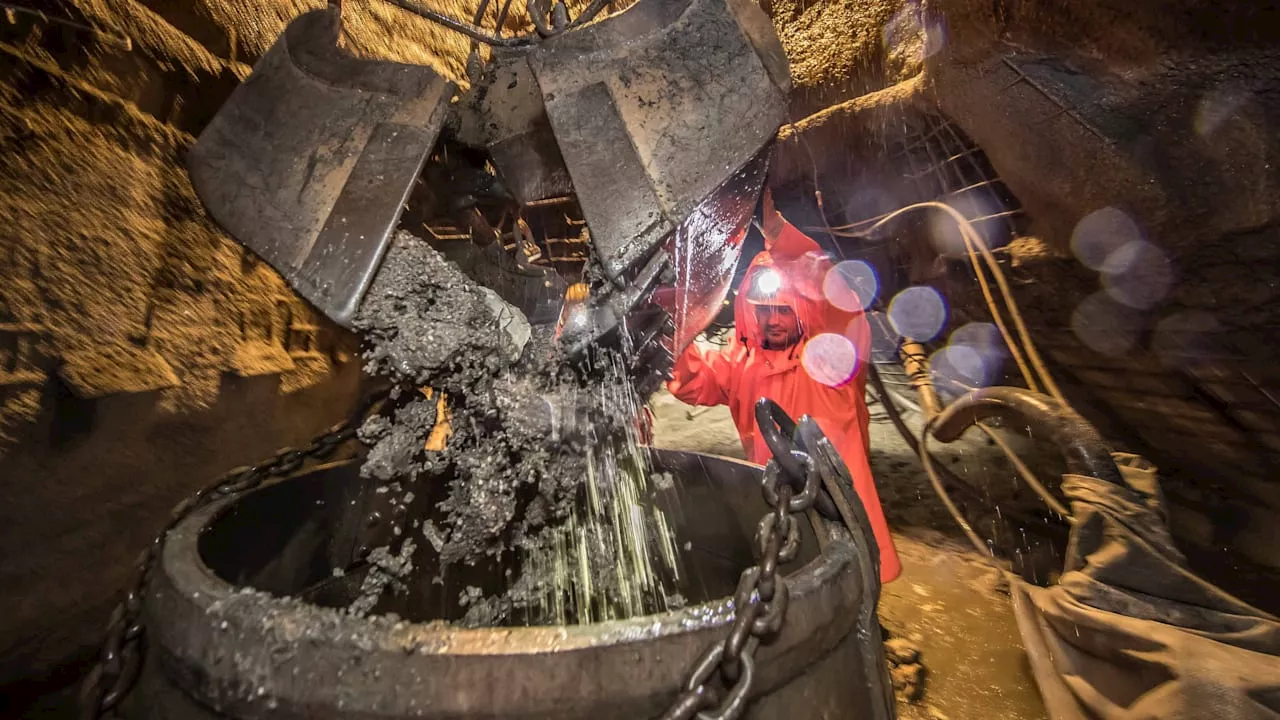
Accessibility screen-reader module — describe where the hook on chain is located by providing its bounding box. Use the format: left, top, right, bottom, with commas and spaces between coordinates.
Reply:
663, 398, 826, 720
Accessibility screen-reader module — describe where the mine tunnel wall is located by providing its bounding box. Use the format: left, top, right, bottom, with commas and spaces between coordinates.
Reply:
0, 59, 368, 705
767, 0, 1280, 584
0, 1, 395, 709
924, 0, 1280, 576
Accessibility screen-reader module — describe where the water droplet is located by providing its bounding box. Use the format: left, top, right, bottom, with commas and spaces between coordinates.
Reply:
802, 333, 860, 387
1071, 207, 1143, 271
888, 286, 948, 342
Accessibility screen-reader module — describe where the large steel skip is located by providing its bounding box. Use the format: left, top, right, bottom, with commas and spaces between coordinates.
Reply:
187, 6, 453, 327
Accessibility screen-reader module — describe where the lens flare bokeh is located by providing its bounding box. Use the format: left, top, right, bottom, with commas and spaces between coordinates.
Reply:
1101, 240, 1174, 310
1071, 291, 1143, 356
1071, 207, 1144, 271
823, 260, 879, 312
888, 285, 948, 342
802, 332, 860, 387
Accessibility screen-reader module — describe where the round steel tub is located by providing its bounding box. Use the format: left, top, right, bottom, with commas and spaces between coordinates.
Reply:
125, 449, 892, 719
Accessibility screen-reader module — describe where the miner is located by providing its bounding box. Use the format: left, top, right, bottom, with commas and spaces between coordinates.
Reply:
667, 191, 902, 582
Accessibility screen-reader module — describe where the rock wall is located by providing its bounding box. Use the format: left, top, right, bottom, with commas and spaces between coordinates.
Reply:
0, 0, 467, 707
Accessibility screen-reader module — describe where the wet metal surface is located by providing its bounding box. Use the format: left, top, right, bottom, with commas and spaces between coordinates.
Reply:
187, 8, 453, 327
528, 0, 789, 283
130, 452, 883, 718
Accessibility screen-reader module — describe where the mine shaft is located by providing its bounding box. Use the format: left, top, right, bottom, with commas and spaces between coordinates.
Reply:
3, 0, 1280, 718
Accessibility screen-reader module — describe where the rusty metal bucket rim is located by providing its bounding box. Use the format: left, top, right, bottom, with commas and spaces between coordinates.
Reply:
162, 456, 857, 648
146, 452, 868, 715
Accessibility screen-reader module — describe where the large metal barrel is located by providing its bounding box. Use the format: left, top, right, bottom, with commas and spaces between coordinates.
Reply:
125, 449, 893, 719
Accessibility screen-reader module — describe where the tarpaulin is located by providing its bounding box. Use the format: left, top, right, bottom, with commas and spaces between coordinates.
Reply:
1010, 453, 1280, 720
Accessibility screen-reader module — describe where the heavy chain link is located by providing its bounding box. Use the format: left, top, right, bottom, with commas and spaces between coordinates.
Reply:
660, 399, 824, 720
77, 392, 385, 720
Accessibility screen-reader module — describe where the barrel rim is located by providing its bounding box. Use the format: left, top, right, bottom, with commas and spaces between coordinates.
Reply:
147, 451, 868, 716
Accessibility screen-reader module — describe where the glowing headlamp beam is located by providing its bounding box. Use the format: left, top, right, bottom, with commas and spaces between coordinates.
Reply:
754, 269, 782, 296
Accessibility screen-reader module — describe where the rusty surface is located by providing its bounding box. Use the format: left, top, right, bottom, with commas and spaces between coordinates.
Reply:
131, 451, 879, 718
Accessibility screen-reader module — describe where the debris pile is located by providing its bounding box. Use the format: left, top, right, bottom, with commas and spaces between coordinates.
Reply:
349, 233, 682, 625
885, 635, 928, 704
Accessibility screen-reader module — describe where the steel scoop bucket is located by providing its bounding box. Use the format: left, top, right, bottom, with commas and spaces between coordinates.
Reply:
529, 0, 789, 284
187, 6, 453, 327
189, 0, 790, 376
459, 0, 791, 284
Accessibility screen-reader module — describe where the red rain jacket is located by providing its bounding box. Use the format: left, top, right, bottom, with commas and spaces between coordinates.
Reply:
667, 219, 902, 583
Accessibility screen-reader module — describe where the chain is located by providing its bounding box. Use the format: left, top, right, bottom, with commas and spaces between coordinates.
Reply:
77, 392, 386, 720
78, 390, 837, 719
660, 399, 823, 720
382, 0, 613, 47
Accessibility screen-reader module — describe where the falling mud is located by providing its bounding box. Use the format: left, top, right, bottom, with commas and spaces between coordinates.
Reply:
349, 233, 681, 626
349, 540, 418, 618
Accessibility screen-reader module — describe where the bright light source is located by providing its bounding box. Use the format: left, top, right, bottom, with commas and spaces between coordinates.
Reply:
754, 268, 782, 296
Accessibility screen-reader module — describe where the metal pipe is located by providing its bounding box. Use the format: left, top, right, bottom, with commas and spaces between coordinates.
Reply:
525, 0, 556, 37
899, 340, 942, 420
930, 386, 1124, 486
869, 367, 1066, 543
468, 0, 493, 50
568, 0, 614, 27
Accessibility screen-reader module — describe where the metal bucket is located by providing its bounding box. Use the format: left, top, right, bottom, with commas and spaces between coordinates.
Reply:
124, 450, 891, 718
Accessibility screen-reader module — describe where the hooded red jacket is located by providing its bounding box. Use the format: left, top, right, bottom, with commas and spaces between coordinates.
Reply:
667, 219, 902, 583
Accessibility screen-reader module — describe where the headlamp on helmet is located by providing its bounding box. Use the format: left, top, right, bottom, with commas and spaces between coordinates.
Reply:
746, 268, 783, 304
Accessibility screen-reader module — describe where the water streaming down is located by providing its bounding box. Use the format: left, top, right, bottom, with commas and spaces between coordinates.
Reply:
511, 153, 775, 625
347, 234, 696, 628
350, 144, 769, 627
517, 353, 687, 625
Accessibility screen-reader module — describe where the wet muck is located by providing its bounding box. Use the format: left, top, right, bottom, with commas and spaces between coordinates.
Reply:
350, 233, 682, 626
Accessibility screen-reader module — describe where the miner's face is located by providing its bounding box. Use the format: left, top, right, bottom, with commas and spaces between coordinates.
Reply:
756, 304, 801, 349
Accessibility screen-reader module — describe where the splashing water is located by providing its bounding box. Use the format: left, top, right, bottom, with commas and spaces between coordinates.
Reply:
350, 236, 687, 628
516, 353, 686, 625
